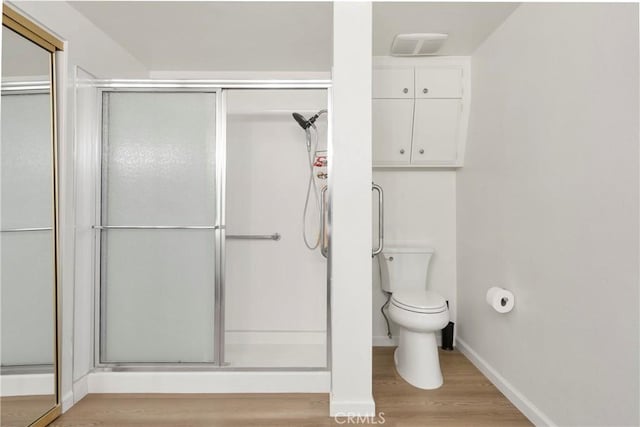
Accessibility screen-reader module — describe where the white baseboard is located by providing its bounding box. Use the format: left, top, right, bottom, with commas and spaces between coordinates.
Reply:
329, 396, 376, 417
88, 371, 330, 394
72, 375, 89, 404
456, 338, 555, 427
0, 374, 54, 396
61, 390, 74, 413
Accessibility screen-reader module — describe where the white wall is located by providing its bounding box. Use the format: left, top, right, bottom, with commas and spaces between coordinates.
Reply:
11, 1, 148, 78
7, 0, 148, 410
372, 171, 456, 345
457, 3, 639, 426
330, 1, 374, 417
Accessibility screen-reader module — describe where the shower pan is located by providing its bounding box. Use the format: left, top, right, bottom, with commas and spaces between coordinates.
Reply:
93, 82, 331, 371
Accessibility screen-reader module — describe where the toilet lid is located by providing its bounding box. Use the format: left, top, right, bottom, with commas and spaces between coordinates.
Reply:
391, 290, 447, 313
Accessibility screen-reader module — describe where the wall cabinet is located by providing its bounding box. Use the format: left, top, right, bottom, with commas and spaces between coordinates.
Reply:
412, 99, 461, 164
372, 69, 414, 99
372, 59, 470, 168
372, 99, 414, 165
415, 67, 462, 98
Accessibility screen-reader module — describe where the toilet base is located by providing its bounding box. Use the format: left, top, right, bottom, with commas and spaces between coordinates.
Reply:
394, 329, 443, 390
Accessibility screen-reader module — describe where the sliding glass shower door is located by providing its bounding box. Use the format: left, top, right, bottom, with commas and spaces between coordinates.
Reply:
98, 86, 329, 369
100, 91, 218, 363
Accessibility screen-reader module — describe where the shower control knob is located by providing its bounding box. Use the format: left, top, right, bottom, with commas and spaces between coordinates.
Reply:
423, 88, 429, 94
399, 149, 405, 154
419, 149, 425, 154
403, 88, 408, 94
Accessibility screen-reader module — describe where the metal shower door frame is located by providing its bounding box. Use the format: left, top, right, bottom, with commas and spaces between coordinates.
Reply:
93, 80, 332, 372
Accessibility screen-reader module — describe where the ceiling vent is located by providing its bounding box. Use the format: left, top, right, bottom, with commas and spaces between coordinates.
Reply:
390, 33, 448, 56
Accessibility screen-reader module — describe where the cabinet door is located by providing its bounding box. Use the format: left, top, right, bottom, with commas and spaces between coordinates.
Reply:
412, 99, 461, 164
373, 99, 413, 165
415, 67, 462, 98
373, 68, 414, 99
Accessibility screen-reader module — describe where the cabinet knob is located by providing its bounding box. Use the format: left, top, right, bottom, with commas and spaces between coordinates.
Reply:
399, 149, 405, 154
403, 88, 408, 94
419, 149, 425, 154
423, 88, 429, 94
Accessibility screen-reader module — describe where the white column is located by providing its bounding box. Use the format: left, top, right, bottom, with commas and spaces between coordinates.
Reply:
330, 1, 375, 417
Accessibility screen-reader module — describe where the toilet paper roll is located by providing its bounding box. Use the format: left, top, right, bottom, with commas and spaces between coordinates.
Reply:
486, 287, 515, 313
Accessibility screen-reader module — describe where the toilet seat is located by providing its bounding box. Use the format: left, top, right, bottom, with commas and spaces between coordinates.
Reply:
391, 290, 447, 314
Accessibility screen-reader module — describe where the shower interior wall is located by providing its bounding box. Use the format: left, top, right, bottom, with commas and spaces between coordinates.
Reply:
225, 89, 329, 367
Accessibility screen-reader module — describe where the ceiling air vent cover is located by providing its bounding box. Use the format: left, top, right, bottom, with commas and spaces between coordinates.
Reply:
390, 33, 448, 56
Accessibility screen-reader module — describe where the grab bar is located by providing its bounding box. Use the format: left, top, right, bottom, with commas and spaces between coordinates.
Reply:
320, 185, 329, 258
227, 233, 281, 241
372, 183, 384, 257
93, 225, 220, 230
92, 225, 280, 241
1, 227, 52, 232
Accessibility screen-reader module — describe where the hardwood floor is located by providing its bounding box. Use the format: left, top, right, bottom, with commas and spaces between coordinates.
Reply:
50, 348, 531, 426
372, 348, 531, 426
1, 395, 56, 427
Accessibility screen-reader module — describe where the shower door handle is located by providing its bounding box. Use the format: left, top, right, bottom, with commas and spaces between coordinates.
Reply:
320, 185, 329, 259
372, 183, 384, 257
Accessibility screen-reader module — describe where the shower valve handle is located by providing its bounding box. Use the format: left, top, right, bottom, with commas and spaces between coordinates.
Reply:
314, 156, 327, 167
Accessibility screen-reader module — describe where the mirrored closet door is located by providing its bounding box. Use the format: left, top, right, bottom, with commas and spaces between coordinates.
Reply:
1, 5, 63, 427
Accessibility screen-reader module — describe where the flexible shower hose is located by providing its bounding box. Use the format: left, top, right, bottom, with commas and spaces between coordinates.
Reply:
302, 126, 321, 250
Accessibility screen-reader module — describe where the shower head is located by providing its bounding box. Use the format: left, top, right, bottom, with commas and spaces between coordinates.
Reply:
292, 109, 328, 130
292, 112, 311, 130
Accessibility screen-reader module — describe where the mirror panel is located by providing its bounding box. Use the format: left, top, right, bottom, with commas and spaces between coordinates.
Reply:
1, 21, 58, 427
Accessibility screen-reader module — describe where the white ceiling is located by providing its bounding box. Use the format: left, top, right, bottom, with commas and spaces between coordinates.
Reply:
374, 2, 519, 56
69, 1, 333, 72
68, 1, 519, 72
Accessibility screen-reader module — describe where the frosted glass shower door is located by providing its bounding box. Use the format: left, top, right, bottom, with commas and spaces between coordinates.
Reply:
100, 92, 218, 363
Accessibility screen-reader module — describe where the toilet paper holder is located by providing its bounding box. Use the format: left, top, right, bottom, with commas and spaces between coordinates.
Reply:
486, 287, 515, 313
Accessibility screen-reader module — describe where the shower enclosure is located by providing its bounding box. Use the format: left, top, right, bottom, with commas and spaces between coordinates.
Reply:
92, 82, 331, 370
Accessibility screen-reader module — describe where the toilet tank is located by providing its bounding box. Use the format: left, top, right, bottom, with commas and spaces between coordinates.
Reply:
378, 246, 434, 293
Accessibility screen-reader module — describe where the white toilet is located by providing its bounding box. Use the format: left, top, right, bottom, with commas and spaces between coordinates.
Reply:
379, 246, 450, 390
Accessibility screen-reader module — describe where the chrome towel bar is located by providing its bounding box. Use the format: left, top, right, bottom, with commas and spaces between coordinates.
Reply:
92, 225, 220, 230
92, 225, 280, 241
227, 233, 281, 241
1, 227, 52, 232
